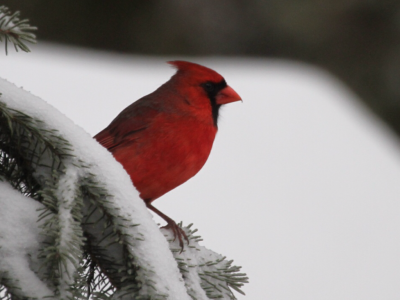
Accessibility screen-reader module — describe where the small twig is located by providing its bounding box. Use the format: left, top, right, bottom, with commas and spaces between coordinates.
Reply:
0, 5, 37, 54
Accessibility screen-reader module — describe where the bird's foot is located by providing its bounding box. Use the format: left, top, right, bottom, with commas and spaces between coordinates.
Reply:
162, 221, 190, 253
145, 202, 189, 252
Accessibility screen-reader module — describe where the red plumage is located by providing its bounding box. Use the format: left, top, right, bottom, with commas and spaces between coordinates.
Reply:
95, 61, 241, 248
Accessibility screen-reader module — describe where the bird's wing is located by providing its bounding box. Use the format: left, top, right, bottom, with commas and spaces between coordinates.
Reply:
94, 100, 160, 151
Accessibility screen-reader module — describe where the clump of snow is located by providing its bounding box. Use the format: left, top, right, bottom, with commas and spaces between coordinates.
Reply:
55, 165, 82, 297
0, 180, 52, 298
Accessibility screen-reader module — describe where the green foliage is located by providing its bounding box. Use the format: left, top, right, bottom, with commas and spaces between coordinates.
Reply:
0, 5, 37, 54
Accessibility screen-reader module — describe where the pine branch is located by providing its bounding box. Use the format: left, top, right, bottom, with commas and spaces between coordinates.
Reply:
0, 98, 85, 298
0, 92, 164, 299
0, 5, 37, 55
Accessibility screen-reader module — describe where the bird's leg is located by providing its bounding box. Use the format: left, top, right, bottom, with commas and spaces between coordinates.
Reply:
146, 202, 189, 251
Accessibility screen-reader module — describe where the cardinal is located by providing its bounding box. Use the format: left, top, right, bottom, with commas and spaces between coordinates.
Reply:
95, 61, 241, 249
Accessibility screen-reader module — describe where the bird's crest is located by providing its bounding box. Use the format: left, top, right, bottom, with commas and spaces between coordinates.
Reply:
168, 61, 223, 82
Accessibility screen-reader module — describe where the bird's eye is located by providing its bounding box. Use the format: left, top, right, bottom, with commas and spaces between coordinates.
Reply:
203, 82, 215, 92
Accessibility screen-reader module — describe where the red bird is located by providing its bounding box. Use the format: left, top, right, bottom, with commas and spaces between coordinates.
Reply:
95, 61, 241, 249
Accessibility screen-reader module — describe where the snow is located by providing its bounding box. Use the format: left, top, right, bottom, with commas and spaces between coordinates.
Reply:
0, 181, 52, 298
2, 43, 400, 299
56, 165, 81, 296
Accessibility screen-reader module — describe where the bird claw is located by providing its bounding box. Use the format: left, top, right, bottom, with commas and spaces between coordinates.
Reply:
162, 221, 190, 253
145, 203, 189, 253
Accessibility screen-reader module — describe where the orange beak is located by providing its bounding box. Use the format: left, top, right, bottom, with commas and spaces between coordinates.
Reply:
216, 86, 242, 105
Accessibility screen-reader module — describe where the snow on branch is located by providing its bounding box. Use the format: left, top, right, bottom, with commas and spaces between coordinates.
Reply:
0, 78, 248, 299
0, 6, 37, 54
